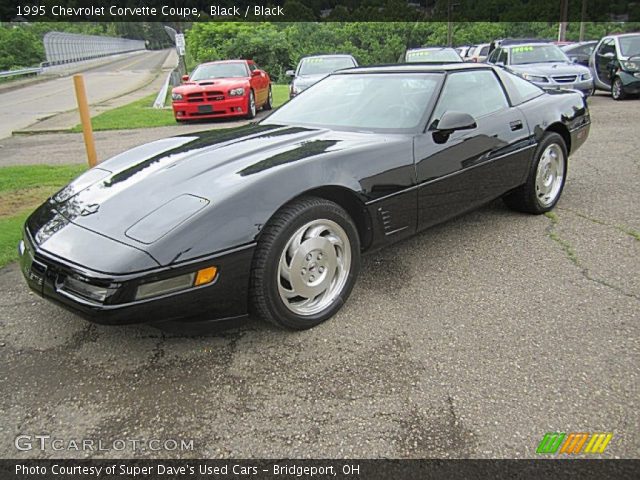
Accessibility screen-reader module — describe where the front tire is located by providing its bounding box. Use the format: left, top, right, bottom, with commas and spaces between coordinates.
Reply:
503, 132, 567, 214
246, 90, 256, 119
612, 77, 627, 100
250, 197, 361, 330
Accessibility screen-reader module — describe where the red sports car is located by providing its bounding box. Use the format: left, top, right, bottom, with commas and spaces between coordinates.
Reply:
171, 60, 272, 122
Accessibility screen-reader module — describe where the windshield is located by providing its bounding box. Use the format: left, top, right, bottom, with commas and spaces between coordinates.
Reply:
619, 35, 640, 57
298, 57, 356, 76
190, 63, 248, 81
510, 45, 569, 65
406, 49, 462, 63
262, 73, 442, 132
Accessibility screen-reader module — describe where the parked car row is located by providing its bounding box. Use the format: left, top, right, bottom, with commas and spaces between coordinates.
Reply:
169, 32, 639, 124
455, 33, 640, 101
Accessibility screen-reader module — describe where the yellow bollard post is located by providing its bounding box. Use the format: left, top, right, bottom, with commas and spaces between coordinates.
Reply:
73, 75, 98, 168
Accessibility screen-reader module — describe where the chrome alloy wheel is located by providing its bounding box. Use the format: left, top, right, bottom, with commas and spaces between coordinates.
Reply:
535, 143, 565, 207
249, 92, 256, 116
612, 78, 623, 100
277, 219, 351, 316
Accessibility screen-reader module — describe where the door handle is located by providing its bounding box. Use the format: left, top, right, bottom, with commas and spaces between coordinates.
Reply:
510, 120, 523, 131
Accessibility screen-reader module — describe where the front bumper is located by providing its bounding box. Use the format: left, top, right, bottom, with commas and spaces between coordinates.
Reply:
19, 229, 255, 325
172, 96, 248, 120
536, 79, 594, 96
618, 71, 640, 94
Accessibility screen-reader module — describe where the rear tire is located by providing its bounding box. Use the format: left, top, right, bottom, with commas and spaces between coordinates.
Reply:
263, 85, 273, 110
250, 197, 360, 330
503, 132, 568, 214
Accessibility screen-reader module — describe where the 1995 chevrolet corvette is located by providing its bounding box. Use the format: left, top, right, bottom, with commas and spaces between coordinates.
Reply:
19, 64, 590, 330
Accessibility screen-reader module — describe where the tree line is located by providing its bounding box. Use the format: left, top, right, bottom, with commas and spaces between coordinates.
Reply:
186, 21, 640, 82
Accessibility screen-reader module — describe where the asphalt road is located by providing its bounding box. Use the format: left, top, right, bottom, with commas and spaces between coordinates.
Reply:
0, 50, 170, 140
0, 94, 638, 459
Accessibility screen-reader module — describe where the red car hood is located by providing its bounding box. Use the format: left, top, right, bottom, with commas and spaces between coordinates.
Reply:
173, 78, 250, 94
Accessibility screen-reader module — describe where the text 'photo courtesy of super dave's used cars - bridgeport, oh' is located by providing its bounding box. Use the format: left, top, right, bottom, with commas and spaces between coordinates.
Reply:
18, 63, 591, 330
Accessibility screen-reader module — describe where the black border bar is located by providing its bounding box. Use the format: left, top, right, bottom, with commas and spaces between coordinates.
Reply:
2, 0, 639, 22
2, 459, 640, 480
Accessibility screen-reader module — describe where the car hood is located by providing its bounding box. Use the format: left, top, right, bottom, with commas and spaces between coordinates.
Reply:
508, 62, 590, 77
43, 124, 393, 263
293, 74, 328, 89
173, 78, 249, 93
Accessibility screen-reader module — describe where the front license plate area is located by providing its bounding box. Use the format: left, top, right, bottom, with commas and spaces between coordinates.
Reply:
21, 246, 47, 291
198, 104, 213, 113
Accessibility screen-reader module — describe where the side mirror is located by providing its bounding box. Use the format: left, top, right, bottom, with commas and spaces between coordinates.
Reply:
432, 111, 477, 143
181, 75, 189, 82
252, 69, 261, 77
603, 52, 615, 59
285, 70, 295, 77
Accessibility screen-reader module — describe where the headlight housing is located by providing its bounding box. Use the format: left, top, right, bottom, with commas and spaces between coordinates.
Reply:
522, 73, 548, 83
580, 72, 592, 81
171, 92, 183, 101
61, 276, 117, 303
229, 87, 245, 96
621, 60, 640, 72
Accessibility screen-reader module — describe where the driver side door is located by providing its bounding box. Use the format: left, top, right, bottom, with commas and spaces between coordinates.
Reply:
415, 69, 532, 230
595, 38, 616, 87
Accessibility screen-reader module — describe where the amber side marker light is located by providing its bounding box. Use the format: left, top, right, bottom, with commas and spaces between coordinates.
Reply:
195, 266, 218, 286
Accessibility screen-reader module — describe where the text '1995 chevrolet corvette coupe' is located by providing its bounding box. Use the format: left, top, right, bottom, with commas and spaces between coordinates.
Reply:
20, 64, 590, 330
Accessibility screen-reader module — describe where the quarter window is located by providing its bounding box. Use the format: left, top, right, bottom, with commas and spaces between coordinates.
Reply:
430, 70, 509, 126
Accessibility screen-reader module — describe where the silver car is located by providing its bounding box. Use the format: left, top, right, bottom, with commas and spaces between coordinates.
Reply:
487, 43, 594, 96
286, 54, 358, 99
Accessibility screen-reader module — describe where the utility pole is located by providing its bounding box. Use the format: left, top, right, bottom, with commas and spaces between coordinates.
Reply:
558, 0, 569, 42
579, 0, 587, 42
447, 0, 459, 47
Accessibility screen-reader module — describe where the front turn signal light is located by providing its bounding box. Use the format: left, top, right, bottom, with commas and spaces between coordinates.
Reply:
195, 266, 218, 286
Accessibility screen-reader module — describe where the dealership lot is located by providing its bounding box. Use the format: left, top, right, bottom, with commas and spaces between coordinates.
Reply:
0, 94, 638, 458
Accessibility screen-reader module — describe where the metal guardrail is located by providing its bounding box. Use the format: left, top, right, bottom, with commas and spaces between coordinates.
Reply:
0, 67, 43, 79
44, 32, 145, 66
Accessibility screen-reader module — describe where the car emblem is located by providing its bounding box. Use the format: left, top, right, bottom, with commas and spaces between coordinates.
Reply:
80, 203, 100, 216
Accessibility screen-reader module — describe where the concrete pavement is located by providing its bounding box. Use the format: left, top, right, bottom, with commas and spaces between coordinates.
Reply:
0, 94, 637, 459
0, 50, 172, 140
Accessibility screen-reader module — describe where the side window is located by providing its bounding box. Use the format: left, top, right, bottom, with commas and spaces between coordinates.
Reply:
599, 39, 615, 56
487, 48, 500, 64
479, 45, 490, 56
576, 44, 593, 56
498, 49, 508, 64
248, 63, 257, 71
430, 70, 509, 127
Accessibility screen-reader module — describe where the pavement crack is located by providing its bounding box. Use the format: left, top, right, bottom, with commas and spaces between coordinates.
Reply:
544, 211, 639, 301
558, 207, 640, 242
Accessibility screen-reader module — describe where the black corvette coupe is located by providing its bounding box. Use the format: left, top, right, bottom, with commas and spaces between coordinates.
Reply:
19, 64, 590, 330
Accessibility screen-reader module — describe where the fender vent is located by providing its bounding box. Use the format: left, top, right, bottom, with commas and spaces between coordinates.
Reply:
378, 207, 408, 236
